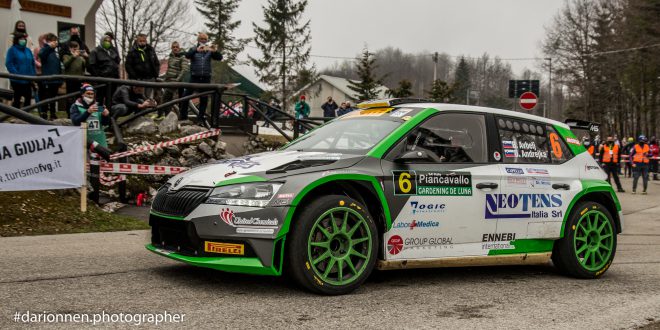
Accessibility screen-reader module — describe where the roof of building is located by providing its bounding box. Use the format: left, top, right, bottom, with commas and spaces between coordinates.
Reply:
296, 74, 389, 100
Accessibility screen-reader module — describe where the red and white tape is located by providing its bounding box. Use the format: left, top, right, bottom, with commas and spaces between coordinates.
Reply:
100, 162, 189, 175
100, 172, 126, 186
109, 128, 221, 160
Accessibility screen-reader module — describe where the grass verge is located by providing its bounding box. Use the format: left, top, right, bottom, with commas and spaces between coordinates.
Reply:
0, 190, 149, 237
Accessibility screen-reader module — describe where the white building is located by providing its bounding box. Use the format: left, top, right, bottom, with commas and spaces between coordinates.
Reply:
295, 74, 389, 117
1, 0, 103, 88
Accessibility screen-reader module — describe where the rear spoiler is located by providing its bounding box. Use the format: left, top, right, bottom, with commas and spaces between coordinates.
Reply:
564, 119, 600, 133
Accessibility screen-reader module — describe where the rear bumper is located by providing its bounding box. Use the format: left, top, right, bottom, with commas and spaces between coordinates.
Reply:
146, 244, 280, 276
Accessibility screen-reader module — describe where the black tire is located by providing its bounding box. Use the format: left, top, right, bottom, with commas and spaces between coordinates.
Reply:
286, 195, 379, 295
552, 201, 617, 278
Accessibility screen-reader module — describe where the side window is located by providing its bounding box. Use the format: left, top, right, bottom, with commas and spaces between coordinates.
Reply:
546, 126, 573, 163
403, 113, 488, 163
497, 117, 550, 164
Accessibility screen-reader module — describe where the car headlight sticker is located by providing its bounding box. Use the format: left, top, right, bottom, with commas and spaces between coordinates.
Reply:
205, 183, 283, 207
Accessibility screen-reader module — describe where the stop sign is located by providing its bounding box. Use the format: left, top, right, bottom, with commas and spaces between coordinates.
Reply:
519, 92, 538, 110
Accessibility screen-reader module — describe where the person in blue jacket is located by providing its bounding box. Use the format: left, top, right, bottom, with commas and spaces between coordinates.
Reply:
38, 33, 63, 120
179, 32, 222, 124
5, 32, 36, 108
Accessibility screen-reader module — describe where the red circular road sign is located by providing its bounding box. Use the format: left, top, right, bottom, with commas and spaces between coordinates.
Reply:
387, 235, 403, 255
519, 91, 538, 110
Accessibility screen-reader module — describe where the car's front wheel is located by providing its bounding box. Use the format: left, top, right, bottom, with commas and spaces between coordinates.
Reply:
287, 195, 378, 295
552, 201, 617, 278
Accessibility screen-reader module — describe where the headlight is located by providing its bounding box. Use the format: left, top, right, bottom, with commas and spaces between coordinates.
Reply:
205, 182, 283, 207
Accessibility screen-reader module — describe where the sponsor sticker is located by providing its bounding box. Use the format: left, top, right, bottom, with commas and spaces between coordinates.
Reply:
276, 193, 295, 199
505, 167, 524, 175
215, 156, 260, 169
409, 200, 446, 214
493, 151, 501, 161
204, 241, 244, 255
392, 219, 440, 230
154, 248, 173, 255
525, 168, 549, 175
389, 109, 413, 118
387, 235, 403, 255
485, 193, 563, 219
220, 208, 279, 227
236, 228, 275, 235
585, 165, 601, 171
404, 237, 453, 249
565, 137, 581, 146
393, 170, 472, 196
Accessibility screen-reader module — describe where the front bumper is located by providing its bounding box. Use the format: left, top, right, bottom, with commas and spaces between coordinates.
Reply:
146, 244, 281, 276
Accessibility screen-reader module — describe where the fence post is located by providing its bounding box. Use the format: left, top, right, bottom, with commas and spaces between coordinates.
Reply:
211, 88, 221, 128
118, 143, 128, 203
293, 118, 299, 139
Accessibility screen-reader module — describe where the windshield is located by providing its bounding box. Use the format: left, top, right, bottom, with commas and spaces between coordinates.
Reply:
283, 118, 402, 154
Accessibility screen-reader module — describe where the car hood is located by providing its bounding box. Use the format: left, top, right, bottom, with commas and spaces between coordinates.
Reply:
166, 150, 359, 190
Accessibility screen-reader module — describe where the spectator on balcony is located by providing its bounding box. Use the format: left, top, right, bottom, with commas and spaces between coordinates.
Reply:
5, 32, 36, 109
161, 41, 189, 117
38, 33, 63, 120
179, 32, 223, 124
125, 33, 159, 98
88, 32, 120, 105
62, 41, 87, 114
110, 85, 157, 119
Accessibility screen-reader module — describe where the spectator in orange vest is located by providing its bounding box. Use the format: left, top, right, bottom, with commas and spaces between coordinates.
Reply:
583, 137, 596, 158
599, 136, 625, 192
630, 135, 651, 194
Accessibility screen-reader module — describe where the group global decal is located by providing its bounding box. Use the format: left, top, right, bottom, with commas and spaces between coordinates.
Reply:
393, 170, 472, 196
387, 235, 453, 255
484, 193, 563, 219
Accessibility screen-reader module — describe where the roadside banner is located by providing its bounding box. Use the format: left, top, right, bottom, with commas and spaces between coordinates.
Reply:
0, 123, 84, 191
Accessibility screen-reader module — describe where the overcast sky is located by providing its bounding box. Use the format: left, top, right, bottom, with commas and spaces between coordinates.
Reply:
188, 0, 565, 85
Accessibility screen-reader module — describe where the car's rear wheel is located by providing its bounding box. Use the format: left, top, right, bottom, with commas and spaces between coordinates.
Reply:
287, 195, 378, 295
552, 201, 617, 278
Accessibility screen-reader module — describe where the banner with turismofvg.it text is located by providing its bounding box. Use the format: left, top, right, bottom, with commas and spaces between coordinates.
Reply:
0, 123, 83, 191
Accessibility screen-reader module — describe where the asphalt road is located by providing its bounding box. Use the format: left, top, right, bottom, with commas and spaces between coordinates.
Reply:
2, 178, 659, 329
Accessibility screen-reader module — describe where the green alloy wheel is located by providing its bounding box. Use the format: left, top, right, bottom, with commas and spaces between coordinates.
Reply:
287, 195, 378, 295
552, 201, 617, 278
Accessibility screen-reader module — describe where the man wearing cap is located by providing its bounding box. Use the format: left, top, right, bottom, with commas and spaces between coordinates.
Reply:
623, 137, 635, 178
630, 135, 651, 194
295, 95, 310, 134
70, 84, 110, 148
599, 136, 625, 192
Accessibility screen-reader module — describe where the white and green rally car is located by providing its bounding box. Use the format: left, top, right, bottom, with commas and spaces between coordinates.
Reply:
148, 99, 622, 295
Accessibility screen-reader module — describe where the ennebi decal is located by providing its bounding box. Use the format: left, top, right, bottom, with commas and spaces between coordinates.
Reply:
393, 170, 417, 195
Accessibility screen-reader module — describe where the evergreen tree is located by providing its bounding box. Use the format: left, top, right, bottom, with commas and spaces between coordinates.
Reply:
249, 0, 311, 112
452, 57, 471, 104
426, 79, 456, 103
347, 48, 384, 100
195, 0, 248, 65
388, 80, 414, 98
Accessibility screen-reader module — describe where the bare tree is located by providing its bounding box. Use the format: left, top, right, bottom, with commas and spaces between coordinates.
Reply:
97, 0, 191, 70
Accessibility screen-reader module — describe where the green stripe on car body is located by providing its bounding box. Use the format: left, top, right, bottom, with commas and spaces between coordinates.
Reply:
215, 175, 267, 187
487, 239, 555, 255
278, 174, 393, 238
146, 244, 279, 275
559, 179, 620, 237
150, 210, 186, 221
554, 124, 586, 155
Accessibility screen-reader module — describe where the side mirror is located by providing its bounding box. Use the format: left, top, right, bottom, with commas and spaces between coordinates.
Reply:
394, 150, 430, 163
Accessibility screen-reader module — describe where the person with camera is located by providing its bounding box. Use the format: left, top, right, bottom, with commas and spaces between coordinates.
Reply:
62, 41, 87, 114
179, 32, 222, 124
70, 84, 110, 147
110, 84, 157, 119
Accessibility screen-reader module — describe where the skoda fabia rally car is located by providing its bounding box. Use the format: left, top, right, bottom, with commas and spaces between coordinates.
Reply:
148, 99, 622, 295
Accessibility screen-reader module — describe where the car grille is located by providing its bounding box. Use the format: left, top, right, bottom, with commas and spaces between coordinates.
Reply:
151, 184, 211, 217
150, 214, 257, 258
